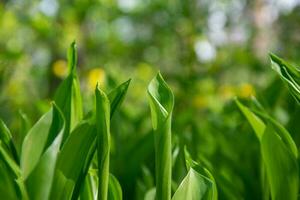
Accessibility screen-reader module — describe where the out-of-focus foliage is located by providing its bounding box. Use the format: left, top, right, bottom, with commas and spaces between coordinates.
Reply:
1, 0, 300, 199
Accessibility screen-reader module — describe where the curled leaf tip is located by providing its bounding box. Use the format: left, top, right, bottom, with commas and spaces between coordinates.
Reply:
95, 85, 108, 100
148, 72, 174, 114
147, 72, 174, 130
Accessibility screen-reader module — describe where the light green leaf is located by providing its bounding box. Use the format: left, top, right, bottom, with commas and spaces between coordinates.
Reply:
261, 125, 298, 200
172, 168, 213, 200
148, 72, 174, 200
177, 148, 217, 200
95, 85, 111, 200
25, 104, 65, 200
80, 171, 98, 200
21, 104, 61, 179
71, 80, 131, 200
255, 111, 298, 158
236, 100, 299, 200
54, 41, 83, 141
235, 99, 265, 140
144, 188, 156, 200
108, 79, 131, 118
108, 174, 123, 200
49, 121, 96, 200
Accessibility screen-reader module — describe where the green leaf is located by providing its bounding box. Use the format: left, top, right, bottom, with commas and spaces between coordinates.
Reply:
54, 41, 83, 142
0, 141, 21, 178
0, 119, 18, 162
108, 79, 131, 118
25, 104, 65, 200
144, 188, 156, 200
236, 98, 298, 158
0, 141, 28, 200
50, 80, 130, 200
21, 104, 62, 179
255, 111, 298, 158
270, 53, 300, 103
0, 158, 20, 200
261, 125, 298, 200
15, 110, 31, 155
80, 171, 98, 200
71, 80, 131, 200
148, 72, 174, 200
236, 100, 299, 200
108, 174, 123, 200
174, 148, 217, 200
172, 168, 213, 200
235, 99, 265, 140
95, 85, 111, 200
49, 121, 96, 200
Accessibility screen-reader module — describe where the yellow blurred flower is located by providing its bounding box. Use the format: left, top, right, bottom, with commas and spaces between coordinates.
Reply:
239, 83, 255, 98
88, 68, 106, 90
219, 85, 235, 100
136, 62, 154, 81
192, 95, 208, 109
52, 60, 68, 78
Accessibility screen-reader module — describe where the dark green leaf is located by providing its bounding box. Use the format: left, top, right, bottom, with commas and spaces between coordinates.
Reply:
0, 119, 18, 162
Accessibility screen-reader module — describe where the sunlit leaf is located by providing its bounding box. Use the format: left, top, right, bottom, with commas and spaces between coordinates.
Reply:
49, 121, 96, 200
270, 53, 300, 103
235, 99, 265, 140
25, 104, 65, 200
148, 72, 174, 200
171, 148, 217, 200
71, 80, 131, 200
172, 168, 213, 200
21, 104, 63, 179
108, 79, 131, 118
54, 41, 83, 142
95, 85, 111, 200
144, 188, 156, 200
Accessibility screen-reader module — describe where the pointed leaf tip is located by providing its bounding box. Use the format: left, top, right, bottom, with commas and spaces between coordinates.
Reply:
107, 79, 131, 118
125, 78, 131, 86
68, 41, 78, 74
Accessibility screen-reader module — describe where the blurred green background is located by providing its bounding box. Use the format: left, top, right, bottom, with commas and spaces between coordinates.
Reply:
1, 0, 300, 199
